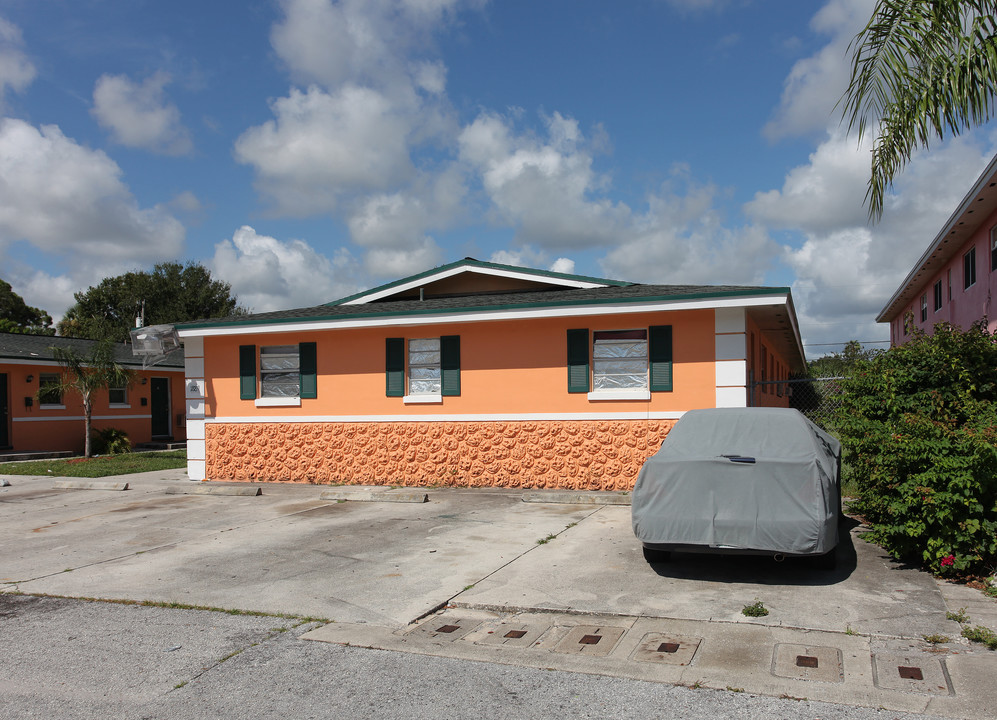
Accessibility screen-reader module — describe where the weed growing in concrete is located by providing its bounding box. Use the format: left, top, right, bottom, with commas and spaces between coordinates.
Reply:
923, 634, 950, 644
961, 625, 997, 650
946, 607, 970, 623
536, 533, 557, 545
845, 625, 856, 635
174, 681, 187, 689
741, 599, 769, 617
726, 686, 744, 693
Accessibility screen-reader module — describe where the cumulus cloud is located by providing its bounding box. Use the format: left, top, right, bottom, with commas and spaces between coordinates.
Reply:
235, 84, 417, 216
747, 129, 993, 348
209, 225, 363, 311
92, 71, 193, 155
0, 118, 185, 261
459, 111, 631, 249
0, 17, 35, 107
763, 0, 874, 141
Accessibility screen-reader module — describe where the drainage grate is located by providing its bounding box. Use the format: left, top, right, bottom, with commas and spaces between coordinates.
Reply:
406, 615, 482, 642
504, 630, 527, 639
771, 644, 843, 683
553, 625, 626, 656
898, 666, 924, 681
436, 624, 460, 634
474, 622, 552, 648
631, 632, 702, 666
872, 654, 953, 695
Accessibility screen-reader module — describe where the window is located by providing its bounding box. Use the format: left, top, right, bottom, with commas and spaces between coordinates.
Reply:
920, 294, 928, 322
108, 386, 128, 406
593, 330, 647, 390
566, 326, 671, 397
239, 343, 316, 404
385, 336, 460, 400
948, 268, 952, 301
965, 247, 977, 289
991, 226, 997, 272
39, 372, 62, 406
933, 280, 943, 312
760, 346, 768, 392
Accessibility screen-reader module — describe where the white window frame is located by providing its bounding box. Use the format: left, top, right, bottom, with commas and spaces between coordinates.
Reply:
588, 329, 650, 401
404, 337, 443, 404
108, 385, 129, 408
257, 345, 301, 406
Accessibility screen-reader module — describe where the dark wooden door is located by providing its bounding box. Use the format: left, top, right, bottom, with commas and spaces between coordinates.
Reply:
0, 373, 8, 448
151, 377, 170, 438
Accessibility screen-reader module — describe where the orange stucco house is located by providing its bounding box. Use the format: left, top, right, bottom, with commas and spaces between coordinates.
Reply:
177, 259, 803, 490
0, 333, 186, 456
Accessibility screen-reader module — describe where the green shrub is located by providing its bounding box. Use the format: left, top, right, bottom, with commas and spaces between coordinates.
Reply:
836, 321, 997, 575
91, 427, 132, 455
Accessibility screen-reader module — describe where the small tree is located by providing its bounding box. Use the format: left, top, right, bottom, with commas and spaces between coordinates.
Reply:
47, 342, 134, 458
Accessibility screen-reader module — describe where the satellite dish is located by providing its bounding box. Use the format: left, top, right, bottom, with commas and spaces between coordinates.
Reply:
130, 324, 181, 368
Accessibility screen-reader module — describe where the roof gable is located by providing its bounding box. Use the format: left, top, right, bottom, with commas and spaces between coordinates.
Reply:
330, 258, 631, 306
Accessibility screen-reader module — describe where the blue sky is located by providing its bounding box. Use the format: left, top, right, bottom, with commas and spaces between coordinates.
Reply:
1, 0, 995, 356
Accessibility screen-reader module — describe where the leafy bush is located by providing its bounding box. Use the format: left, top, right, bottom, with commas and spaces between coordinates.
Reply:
836, 321, 997, 575
91, 427, 132, 455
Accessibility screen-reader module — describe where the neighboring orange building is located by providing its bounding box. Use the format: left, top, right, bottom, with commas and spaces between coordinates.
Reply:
0, 333, 186, 455
177, 259, 804, 490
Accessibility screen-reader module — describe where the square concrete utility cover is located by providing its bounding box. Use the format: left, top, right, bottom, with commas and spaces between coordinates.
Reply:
631, 632, 702, 666
406, 615, 482, 642
872, 654, 953, 696
474, 622, 552, 648
553, 625, 627, 657
771, 643, 843, 683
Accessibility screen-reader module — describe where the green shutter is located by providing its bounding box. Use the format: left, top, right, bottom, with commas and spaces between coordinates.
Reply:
299, 342, 317, 399
386, 338, 405, 397
567, 329, 589, 393
441, 335, 461, 396
649, 325, 673, 392
239, 345, 256, 400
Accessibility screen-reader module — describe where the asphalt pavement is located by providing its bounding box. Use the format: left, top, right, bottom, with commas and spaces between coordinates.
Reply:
2, 468, 996, 719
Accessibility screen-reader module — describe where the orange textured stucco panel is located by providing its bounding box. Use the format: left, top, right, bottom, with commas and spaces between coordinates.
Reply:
205, 419, 674, 490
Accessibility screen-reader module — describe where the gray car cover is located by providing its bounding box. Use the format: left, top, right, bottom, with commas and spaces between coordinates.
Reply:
632, 407, 841, 555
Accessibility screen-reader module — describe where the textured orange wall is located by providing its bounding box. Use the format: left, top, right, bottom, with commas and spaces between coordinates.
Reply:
205, 419, 674, 490
204, 310, 717, 418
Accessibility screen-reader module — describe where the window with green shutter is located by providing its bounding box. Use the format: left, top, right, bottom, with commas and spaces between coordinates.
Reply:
567, 329, 590, 393
649, 325, 673, 392
386, 337, 405, 397
441, 335, 460, 396
299, 342, 317, 399
239, 345, 256, 400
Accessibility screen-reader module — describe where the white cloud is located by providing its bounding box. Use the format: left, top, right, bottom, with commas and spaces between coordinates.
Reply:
209, 226, 363, 311
763, 0, 875, 141
549, 257, 575, 275
364, 238, 442, 278
0, 118, 185, 261
459, 111, 631, 249
0, 18, 35, 108
746, 129, 994, 349
235, 84, 417, 216
92, 71, 193, 155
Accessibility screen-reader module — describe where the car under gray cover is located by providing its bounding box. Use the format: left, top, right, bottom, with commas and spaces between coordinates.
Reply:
632, 407, 841, 561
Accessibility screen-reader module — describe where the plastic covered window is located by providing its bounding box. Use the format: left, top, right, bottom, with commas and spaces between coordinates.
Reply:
260, 345, 300, 397
408, 338, 441, 395
593, 330, 647, 390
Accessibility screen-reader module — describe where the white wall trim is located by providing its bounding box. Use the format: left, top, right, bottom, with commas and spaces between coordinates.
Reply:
716, 386, 747, 408
715, 333, 746, 361
254, 397, 301, 408
586, 389, 650, 401
203, 411, 686, 424
186, 419, 205, 440
177, 294, 790, 338
714, 307, 746, 334
715, 360, 747, 387
187, 459, 206, 481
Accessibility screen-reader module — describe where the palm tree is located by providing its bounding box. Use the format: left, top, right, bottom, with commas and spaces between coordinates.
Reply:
47, 342, 134, 458
840, 1, 997, 221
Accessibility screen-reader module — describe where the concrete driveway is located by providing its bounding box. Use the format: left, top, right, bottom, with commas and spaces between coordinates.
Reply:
2, 469, 996, 718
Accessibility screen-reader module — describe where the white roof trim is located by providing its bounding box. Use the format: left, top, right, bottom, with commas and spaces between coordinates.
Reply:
341, 265, 608, 305
177, 293, 792, 338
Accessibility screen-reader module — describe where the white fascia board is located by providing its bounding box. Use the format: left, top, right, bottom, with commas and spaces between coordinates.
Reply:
342, 266, 608, 305
204, 411, 687, 423
177, 293, 791, 339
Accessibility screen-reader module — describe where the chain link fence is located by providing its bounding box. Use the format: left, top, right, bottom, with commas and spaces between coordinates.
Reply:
749, 376, 849, 436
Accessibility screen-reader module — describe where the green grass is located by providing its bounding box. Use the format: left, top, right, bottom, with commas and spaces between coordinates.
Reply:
0, 450, 187, 477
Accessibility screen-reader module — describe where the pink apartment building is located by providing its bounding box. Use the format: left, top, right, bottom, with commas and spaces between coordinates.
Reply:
878, 154, 997, 342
